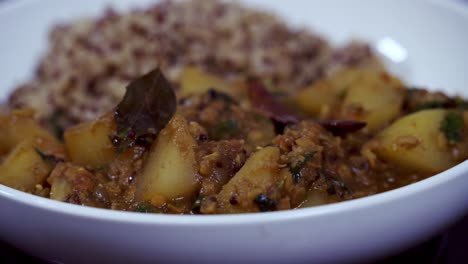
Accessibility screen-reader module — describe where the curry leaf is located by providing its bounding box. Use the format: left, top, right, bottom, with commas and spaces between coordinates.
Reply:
318, 120, 367, 137
247, 78, 300, 124
247, 79, 366, 136
113, 68, 176, 151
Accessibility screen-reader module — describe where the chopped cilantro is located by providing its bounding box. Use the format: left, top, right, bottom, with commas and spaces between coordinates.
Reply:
93, 165, 109, 173
276, 180, 285, 190
135, 202, 154, 213
455, 98, 468, 110
289, 152, 316, 184
48, 110, 66, 141
321, 168, 352, 198
211, 119, 238, 139
411, 98, 468, 113
336, 89, 348, 100
440, 112, 464, 144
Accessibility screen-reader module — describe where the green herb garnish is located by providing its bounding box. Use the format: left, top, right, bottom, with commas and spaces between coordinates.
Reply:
211, 119, 239, 140
324, 172, 352, 198
289, 152, 316, 184
93, 165, 109, 173
336, 89, 348, 100
412, 98, 468, 113
454, 98, 468, 110
276, 180, 285, 190
113, 68, 176, 152
47, 110, 66, 141
135, 202, 155, 213
440, 111, 465, 144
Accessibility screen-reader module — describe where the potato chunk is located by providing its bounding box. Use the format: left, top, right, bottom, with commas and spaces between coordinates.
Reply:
49, 176, 73, 201
296, 69, 363, 117
341, 70, 404, 131
296, 68, 403, 128
179, 66, 233, 97
0, 110, 63, 191
0, 141, 52, 192
296, 80, 339, 117
216, 146, 281, 213
136, 114, 198, 201
374, 109, 461, 173
0, 109, 62, 155
64, 114, 115, 168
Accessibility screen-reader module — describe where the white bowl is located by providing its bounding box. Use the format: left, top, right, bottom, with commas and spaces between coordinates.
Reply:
0, 0, 467, 263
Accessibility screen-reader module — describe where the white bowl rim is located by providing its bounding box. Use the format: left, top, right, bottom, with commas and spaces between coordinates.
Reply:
0, 0, 467, 227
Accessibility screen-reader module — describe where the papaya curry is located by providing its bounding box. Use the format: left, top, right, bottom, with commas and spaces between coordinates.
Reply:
0, 66, 466, 214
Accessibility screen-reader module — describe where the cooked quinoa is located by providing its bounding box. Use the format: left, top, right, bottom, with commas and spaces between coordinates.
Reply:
8, 0, 378, 129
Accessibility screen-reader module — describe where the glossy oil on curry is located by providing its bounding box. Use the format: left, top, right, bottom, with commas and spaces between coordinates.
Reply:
0, 67, 466, 214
